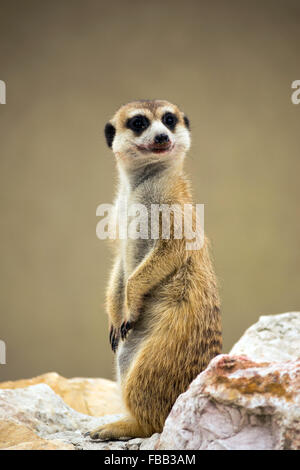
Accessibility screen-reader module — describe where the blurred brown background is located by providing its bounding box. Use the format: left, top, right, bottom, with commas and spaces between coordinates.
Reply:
0, 0, 299, 381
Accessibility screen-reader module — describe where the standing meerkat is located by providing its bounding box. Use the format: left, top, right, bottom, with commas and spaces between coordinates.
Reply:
89, 100, 222, 440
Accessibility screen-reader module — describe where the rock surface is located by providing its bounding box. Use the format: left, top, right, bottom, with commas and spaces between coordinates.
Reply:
230, 312, 300, 362
157, 354, 300, 450
0, 420, 74, 450
0, 384, 159, 450
0, 372, 123, 417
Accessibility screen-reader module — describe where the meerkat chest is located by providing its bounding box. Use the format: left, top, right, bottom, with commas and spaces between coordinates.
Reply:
115, 186, 157, 278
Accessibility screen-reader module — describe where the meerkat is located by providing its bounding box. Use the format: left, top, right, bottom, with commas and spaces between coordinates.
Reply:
88, 100, 222, 440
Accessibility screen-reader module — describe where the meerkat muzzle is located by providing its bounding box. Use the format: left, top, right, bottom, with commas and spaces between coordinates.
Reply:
138, 136, 173, 154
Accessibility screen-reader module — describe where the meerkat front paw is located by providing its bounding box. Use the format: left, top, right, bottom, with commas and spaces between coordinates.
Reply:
125, 279, 144, 323
125, 297, 143, 325
120, 320, 133, 340
109, 321, 134, 351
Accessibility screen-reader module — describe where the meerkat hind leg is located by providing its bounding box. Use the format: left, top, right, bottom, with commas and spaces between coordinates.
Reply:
88, 416, 148, 441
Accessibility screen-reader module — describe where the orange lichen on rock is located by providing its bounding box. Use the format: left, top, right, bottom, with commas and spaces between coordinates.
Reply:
212, 354, 270, 373
214, 371, 293, 400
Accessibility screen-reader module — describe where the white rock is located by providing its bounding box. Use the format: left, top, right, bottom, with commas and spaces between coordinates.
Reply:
157, 354, 300, 450
139, 433, 160, 450
0, 384, 158, 450
230, 312, 300, 362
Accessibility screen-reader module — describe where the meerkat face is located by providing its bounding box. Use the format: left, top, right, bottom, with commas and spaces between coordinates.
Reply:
104, 100, 191, 168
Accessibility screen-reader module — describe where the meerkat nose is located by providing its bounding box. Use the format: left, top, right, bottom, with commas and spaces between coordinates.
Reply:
154, 133, 170, 144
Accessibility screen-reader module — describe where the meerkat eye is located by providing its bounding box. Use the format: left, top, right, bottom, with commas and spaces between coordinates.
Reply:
162, 112, 178, 131
126, 115, 150, 134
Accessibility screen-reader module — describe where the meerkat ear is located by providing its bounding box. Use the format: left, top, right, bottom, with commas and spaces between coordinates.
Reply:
104, 122, 116, 148
183, 115, 190, 130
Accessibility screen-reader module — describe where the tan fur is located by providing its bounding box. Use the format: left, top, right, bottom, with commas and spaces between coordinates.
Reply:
89, 100, 221, 440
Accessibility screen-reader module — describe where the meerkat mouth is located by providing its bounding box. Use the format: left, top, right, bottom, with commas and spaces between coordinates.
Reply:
137, 143, 174, 154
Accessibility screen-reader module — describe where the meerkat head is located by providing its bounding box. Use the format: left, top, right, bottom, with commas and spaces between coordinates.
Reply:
104, 100, 191, 170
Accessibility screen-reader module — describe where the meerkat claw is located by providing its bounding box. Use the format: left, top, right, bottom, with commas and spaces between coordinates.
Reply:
121, 321, 132, 340
112, 334, 120, 352
109, 326, 114, 344
109, 326, 120, 352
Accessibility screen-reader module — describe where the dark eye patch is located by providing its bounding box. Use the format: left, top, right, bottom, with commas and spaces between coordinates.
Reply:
104, 122, 116, 148
162, 112, 178, 131
184, 115, 190, 129
126, 114, 150, 135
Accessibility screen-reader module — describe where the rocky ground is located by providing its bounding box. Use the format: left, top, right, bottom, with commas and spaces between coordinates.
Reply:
0, 312, 299, 450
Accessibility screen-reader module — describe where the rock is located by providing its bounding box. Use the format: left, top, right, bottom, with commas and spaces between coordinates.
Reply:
157, 354, 300, 450
139, 433, 160, 450
230, 312, 300, 362
0, 384, 158, 450
0, 384, 122, 447
0, 420, 74, 450
0, 372, 123, 417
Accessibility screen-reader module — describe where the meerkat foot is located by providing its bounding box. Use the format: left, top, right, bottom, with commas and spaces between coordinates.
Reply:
87, 417, 147, 441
